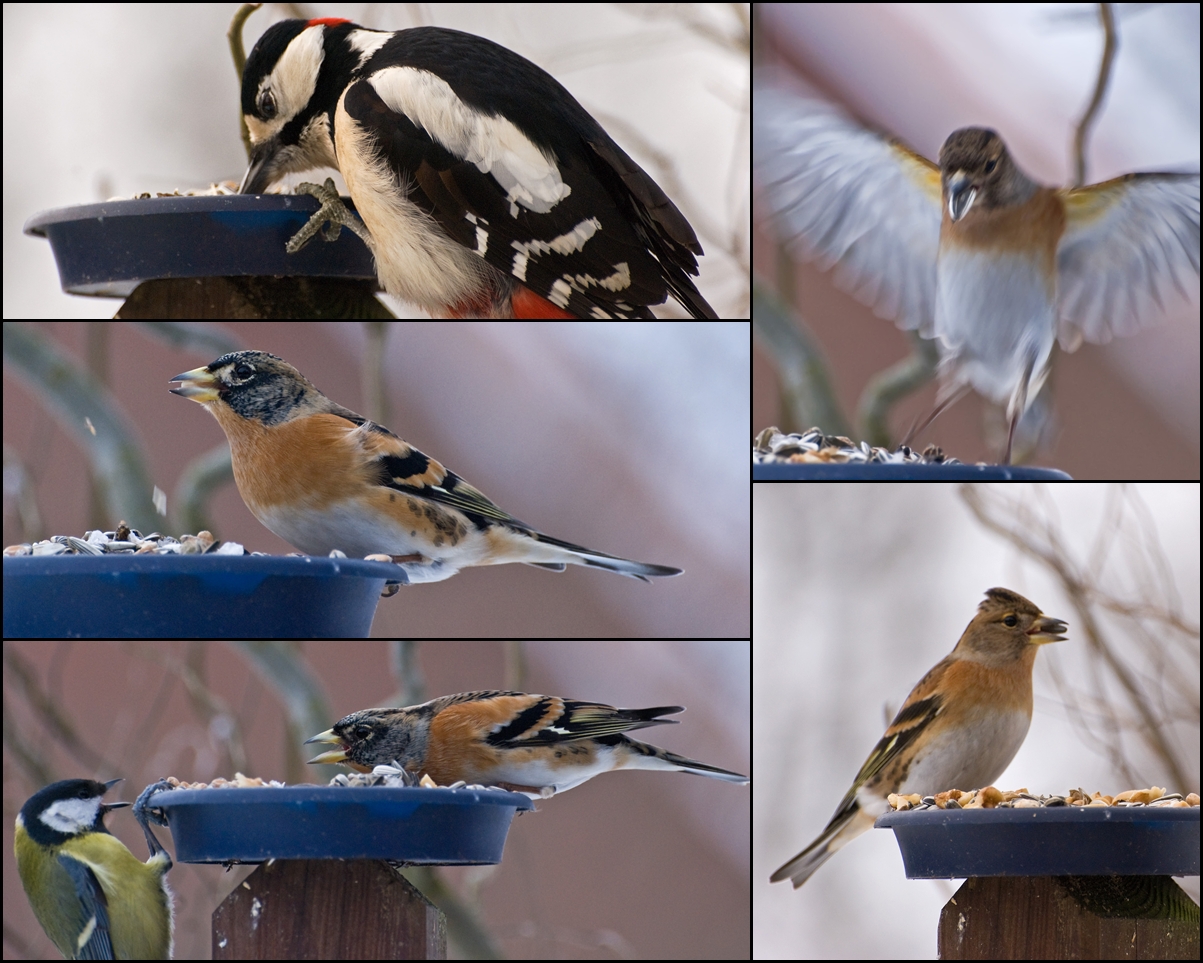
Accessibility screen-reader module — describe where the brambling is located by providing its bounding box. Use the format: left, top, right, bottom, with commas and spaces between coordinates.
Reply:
770, 587, 1067, 888
169, 350, 682, 584
305, 690, 750, 798
753, 82, 1200, 462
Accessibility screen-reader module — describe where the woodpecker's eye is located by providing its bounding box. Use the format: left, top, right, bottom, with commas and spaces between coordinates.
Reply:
985, 159, 997, 174
1003, 614, 1018, 627
257, 90, 277, 120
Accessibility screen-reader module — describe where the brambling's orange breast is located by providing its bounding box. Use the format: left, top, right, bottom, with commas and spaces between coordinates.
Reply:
207, 404, 469, 558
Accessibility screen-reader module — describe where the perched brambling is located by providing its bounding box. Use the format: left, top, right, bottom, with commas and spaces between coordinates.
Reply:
169, 350, 681, 584
771, 587, 1067, 888
305, 691, 750, 798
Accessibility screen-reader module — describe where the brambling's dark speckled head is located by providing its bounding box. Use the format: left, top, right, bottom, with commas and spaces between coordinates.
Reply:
305, 707, 428, 773
169, 350, 356, 427
938, 128, 1039, 221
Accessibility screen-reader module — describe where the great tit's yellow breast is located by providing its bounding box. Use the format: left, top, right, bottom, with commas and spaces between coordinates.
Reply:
15, 825, 94, 960
16, 825, 173, 960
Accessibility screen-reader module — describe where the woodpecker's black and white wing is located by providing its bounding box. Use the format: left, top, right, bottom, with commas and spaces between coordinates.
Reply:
239, 18, 717, 319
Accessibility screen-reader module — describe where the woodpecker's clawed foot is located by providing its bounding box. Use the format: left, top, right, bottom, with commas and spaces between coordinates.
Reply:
286, 178, 373, 253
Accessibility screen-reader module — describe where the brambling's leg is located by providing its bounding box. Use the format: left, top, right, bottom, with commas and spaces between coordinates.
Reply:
901, 383, 969, 449
1003, 414, 1017, 466
495, 781, 552, 797
1001, 351, 1037, 466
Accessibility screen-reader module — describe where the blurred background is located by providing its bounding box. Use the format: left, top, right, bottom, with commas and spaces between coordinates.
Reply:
2, 320, 749, 637
754, 483, 1199, 958
753, 3, 1200, 477
4, 639, 751, 960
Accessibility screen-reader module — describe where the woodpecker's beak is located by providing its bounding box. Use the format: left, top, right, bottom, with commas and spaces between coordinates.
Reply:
240, 138, 283, 194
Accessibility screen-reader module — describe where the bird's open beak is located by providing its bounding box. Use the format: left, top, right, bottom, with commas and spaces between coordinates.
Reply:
169, 366, 220, 403
304, 728, 351, 766
946, 173, 978, 221
1027, 615, 1068, 645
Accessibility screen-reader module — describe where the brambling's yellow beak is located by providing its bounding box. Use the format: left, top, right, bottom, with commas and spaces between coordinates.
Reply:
304, 727, 355, 767
169, 365, 220, 403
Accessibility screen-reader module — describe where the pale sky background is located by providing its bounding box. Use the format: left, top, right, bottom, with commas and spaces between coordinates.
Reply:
754, 483, 1200, 959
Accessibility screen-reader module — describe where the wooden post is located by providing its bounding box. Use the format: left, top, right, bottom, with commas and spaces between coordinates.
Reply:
213, 860, 446, 959
938, 876, 1200, 959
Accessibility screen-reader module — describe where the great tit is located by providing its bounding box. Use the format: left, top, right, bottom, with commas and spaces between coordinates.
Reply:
14, 778, 173, 960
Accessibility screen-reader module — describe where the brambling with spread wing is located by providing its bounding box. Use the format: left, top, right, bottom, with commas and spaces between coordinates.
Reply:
771, 588, 1067, 888
754, 81, 1200, 462
169, 350, 681, 584
305, 691, 749, 798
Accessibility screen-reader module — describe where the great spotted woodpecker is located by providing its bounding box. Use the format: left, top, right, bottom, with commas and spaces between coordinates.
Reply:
239, 17, 719, 319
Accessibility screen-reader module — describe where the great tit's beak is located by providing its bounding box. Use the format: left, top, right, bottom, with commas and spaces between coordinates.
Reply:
101, 777, 131, 815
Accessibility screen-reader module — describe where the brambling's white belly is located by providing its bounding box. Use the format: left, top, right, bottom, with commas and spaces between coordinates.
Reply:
935, 247, 1057, 415
896, 708, 1032, 795
255, 499, 488, 583
453, 747, 625, 796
